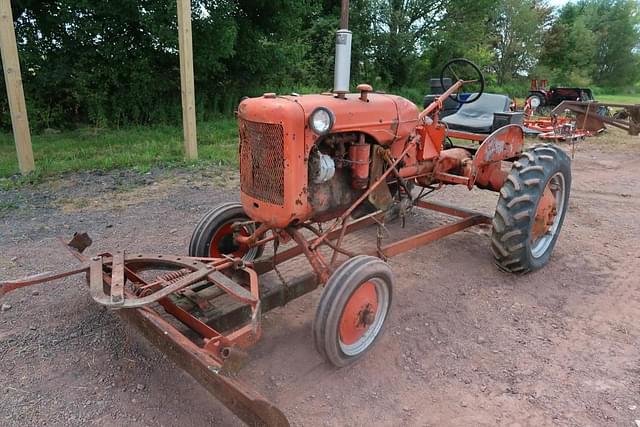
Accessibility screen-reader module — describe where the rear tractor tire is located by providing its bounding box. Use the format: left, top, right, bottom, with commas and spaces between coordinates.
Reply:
188, 202, 263, 260
313, 255, 393, 367
491, 144, 571, 273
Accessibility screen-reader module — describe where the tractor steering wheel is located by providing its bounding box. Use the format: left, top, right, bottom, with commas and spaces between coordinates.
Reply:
439, 58, 485, 104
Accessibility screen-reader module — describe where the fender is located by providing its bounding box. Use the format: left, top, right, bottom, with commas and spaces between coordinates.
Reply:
467, 124, 524, 190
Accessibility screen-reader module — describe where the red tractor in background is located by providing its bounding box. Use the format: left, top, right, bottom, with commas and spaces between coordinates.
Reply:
527, 78, 596, 114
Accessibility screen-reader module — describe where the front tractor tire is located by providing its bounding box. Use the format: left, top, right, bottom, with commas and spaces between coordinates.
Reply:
313, 256, 393, 367
189, 202, 262, 260
491, 144, 571, 273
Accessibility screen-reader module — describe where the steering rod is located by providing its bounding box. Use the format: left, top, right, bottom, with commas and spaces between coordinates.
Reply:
418, 79, 466, 122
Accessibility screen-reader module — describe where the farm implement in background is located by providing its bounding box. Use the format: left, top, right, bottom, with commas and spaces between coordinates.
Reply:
552, 101, 640, 137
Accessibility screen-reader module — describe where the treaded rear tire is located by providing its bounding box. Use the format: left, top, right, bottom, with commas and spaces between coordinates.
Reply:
491, 144, 571, 273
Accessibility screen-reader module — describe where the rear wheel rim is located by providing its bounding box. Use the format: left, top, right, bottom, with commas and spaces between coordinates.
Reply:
338, 278, 389, 356
531, 172, 565, 258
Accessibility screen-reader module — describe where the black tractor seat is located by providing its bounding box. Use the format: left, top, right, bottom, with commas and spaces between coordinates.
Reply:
441, 93, 512, 133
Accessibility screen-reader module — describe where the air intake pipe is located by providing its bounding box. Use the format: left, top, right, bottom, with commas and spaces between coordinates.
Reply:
333, 0, 351, 97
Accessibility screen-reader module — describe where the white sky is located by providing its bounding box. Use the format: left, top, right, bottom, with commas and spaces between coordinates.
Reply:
548, 0, 570, 7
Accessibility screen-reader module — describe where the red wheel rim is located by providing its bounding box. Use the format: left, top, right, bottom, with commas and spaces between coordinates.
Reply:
339, 282, 379, 346
531, 183, 557, 241
209, 223, 250, 258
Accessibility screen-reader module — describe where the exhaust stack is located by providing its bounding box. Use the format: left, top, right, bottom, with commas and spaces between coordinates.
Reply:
333, 0, 351, 96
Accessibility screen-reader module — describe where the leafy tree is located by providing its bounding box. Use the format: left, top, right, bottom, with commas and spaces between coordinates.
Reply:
369, 0, 445, 87
428, 0, 498, 80
2, 0, 639, 131
541, 0, 640, 86
492, 0, 552, 85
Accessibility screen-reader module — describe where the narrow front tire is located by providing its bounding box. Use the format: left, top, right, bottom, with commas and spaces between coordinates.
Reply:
313, 255, 393, 367
188, 202, 262, 260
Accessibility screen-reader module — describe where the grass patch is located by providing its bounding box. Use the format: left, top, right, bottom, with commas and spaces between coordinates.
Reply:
0, 201, 19, 219
0, 118, 239, 181
596, 94, 640, 104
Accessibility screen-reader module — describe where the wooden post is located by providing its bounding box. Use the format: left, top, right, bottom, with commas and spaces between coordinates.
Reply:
0, 0, 34, 174
340, 0, 349, 29
176, 0, 198, 160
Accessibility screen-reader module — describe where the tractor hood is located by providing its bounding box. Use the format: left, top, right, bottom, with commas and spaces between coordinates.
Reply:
238, 92, 419, 146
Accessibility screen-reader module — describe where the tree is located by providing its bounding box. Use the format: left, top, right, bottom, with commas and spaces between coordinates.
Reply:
541, 0, 640, 86
585, 0, 640, 86
428, 0, 498, 79
492, 0, 552, 85
369, 0, 445, 87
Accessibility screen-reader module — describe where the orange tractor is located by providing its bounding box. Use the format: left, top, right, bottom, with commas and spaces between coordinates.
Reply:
1, 4, 571, 426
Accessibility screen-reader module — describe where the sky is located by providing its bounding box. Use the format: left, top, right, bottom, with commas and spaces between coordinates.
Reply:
548, 0, 571, 7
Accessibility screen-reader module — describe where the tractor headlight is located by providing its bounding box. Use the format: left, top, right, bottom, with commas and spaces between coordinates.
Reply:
309, 108, 334, 135
529, 96, 541, 108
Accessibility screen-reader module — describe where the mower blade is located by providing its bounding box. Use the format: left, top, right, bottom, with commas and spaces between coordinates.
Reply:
119, 306, 290, 426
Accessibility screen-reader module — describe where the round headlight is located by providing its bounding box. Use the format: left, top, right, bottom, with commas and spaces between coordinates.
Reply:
529, 96, 541, 108
309, 108, 334, 135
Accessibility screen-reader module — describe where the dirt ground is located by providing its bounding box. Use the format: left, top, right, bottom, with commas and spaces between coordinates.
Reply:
1, 130, 639, 427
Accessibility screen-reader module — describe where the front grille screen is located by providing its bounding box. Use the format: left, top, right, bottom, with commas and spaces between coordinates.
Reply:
239, 120, 285, 205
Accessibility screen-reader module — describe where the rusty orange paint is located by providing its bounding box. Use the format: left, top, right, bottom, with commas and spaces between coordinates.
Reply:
339, 281, 378, 345
532, 183, 557, 241
208, 223, 249, 258
468, 124, 524, 190
348, 136, 370, 189
238, 92, 419, 229
236, 82, 525, 289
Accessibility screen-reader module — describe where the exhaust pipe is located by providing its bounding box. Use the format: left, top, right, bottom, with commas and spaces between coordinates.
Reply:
333, 0, 351, 96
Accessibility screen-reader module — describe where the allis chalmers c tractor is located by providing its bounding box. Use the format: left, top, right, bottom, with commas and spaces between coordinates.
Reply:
1, 5, 571, 427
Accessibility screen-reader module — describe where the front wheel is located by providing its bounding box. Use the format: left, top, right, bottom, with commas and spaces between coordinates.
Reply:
313, 255, 393, 367
188, 202, 263, 260
491, 144, 571, 273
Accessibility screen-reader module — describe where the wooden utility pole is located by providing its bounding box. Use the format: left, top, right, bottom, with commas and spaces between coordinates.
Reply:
0, 0, 34, 174
176, 0, 198, 160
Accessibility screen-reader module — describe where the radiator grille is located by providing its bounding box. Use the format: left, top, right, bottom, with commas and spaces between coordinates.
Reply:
239, 120, 285, 205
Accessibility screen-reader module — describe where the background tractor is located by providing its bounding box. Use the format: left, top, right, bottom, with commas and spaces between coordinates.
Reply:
526, 78, 596, 114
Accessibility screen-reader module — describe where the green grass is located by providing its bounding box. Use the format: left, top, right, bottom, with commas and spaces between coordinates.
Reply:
595, 94, 640, 104
0, 118, 239, 182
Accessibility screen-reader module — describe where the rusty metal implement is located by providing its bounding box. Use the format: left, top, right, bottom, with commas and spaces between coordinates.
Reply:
1, 237, 286, 426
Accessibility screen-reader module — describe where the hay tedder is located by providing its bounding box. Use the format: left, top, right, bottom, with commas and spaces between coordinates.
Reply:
1, 4, 572, 426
